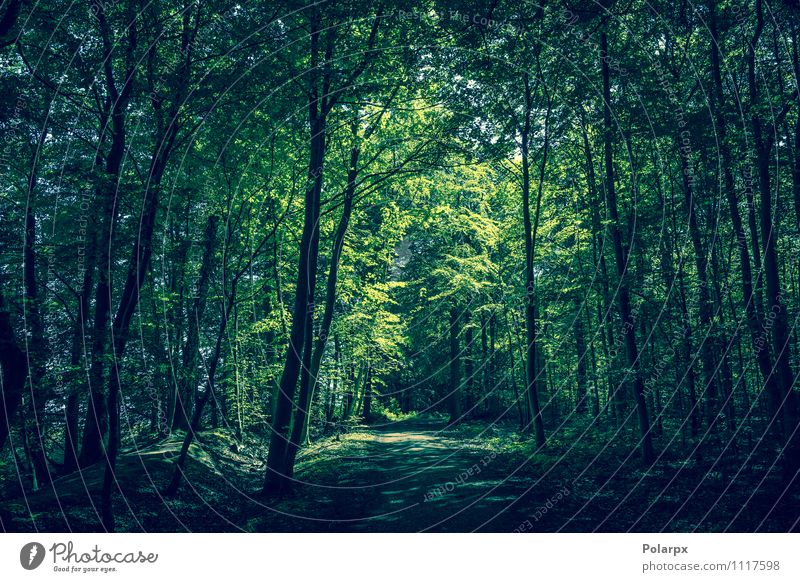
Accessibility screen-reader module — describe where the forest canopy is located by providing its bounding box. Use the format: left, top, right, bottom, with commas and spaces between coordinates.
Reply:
0, 0, 799, 532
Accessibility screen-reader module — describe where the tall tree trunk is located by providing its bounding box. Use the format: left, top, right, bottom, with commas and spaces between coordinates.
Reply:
481, 313, 490, 414
746, 0, 799, 475
262, 4, 381, 495
678, 139, 719, 428
448, 307, 462, 424
261, 6, 349, 495
0, 285, 27, 451
520, 72, 545, 446
362, 365, 373, 422
464, 317, 474, 413
167, 216, 191, 430
164, 289, 236, 496
505, 311, 525, 428
101, 2, 201, 524
296, 305, 315, 433
79, 4, 137, 468
286, 141, 359, 470
791, 22, 800, 238
601, 31, 654, 463
676, 259, 700, 437
23, 150, 51, 488
344, 362, 364, 420
101, 151, 172, 530
99, 16, 197, 517
173, 215, 219, 431
79, 175, 114, 467
580, 108, 622, 424
574, 311, 588, 413
586, 307, 601, 419
709, 0, 777, 441
748, 0, 800, 476
262, 116, 324, 494
64, 229, 96, 474
661, 174, 700, 437
329, 334, 341, 422
709, 235, 737, 436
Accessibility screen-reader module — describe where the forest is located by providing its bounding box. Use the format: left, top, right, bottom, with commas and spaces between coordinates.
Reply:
0, 0, 799, 533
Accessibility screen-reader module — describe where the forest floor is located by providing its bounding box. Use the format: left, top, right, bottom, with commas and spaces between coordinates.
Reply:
1, 415, 798, 532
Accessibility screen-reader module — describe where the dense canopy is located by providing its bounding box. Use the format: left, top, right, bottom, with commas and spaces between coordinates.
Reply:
1, 0, 799, 532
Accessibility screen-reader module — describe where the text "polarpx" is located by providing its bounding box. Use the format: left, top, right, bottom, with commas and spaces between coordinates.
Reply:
643, 544, 688, 556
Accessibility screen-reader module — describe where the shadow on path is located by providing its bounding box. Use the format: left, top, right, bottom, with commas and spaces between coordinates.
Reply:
282, 418, 563, 532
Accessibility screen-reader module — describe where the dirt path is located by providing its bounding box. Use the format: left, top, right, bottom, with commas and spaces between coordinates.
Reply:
6, 418, 796, 532
3, 418, 574, 532
272, 418, 570, 532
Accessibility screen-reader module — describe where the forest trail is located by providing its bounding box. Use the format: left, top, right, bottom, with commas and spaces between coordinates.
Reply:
4, 416, 797, 532
278, 418, 567, 532
261, 418, 798, 533
3, 418, 575, 533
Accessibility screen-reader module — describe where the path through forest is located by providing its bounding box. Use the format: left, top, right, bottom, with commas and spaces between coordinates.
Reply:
3, 417, 578, 533
5, 417, 796, 532
274, 418, 574, 532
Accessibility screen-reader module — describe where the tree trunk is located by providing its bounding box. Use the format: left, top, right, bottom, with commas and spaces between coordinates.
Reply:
601, 31, 654, 463
676, 260, 700, 437
173, 215, 219, 431
678, 138, 719, 428
709, 0, 777, 439
464, 318, 474, 413
362, 365, 373, 422
586, 307, 601, 419
505, 312, 525, 428
448, 307, 462, 424
101, 152, 172, 530
79, 4, 137, 468
164, 290, 235, 496
574, 311, 588, 413
78, 168, 117, 467
23, 158, 51, 488
262, 9, 330, 496
746, 0, 799, 475
580, 108, 621, 424
0, 286, 26, 451
262, 4, 381, 495
481, 313, 490, 414
520, 72, 545, 446
64, 225, 96, 474
287, 142, 359, 469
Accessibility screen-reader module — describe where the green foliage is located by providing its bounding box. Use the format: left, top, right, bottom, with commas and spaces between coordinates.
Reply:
2, 0, 799, 532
